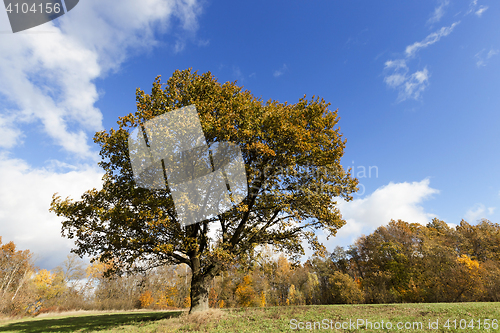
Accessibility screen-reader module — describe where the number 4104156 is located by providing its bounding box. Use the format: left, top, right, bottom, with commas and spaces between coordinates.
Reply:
5, 2, 61, 14
443, 319, 498, 330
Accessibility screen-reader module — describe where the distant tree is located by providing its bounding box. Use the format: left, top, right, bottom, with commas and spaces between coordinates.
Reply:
85, 258, 140, 310
453, 254, 485, 301
350, 220, 425, 303
50, 69, 358, 313
418, 218, 461, 302
33, 269, 67, 306
327, 271, 363, 304
235, 275, 257, 307
0, 237, 35, 314
481, 259, 500, 301
139, 290, 154, 308
138, 265, 184, 309
300, 269, 320, 305
52, 254, 88, 309
54, 254, 86, 289
457, 219, 500, 262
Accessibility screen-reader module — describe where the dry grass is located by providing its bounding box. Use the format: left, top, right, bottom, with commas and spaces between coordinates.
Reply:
0, 314, 11, 323
34, 308, 183, 319
156, 308, 226, 332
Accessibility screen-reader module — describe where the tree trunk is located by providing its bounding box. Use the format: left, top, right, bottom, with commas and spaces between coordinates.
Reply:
11, 268, 29, 301
186, 223, 220, 314
189, 271, 211, 313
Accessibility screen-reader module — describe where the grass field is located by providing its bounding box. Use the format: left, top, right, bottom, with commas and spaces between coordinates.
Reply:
1, 302, 499, 332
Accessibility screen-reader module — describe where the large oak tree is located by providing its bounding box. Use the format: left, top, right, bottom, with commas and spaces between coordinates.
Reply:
50, 69, 358, 313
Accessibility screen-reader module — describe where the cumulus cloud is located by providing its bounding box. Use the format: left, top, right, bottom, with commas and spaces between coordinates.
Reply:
335, 179, 438, 239
0, 0, 204, 269
0, 154, 103, 269
0, 0, 204, 157
427, 0, 450, 25
383, 22, 459, 102
300, 179, 439, 258
0, 114, 23, 149
464, 203, 496, 222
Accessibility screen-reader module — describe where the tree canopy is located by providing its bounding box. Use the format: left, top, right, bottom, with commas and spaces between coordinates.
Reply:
50, 68, 358, 312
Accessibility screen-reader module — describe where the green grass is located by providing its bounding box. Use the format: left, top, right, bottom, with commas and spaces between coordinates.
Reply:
0, 310, 183, 333
1, 303, 500, 332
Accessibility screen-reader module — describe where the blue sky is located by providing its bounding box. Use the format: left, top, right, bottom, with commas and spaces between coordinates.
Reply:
0, 0, 499, 269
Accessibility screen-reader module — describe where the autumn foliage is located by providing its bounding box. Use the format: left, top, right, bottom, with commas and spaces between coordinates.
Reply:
4, 70, 500, 316
49, 68, 358, 313
2, 217, 500, 316
0, 237, 34, 315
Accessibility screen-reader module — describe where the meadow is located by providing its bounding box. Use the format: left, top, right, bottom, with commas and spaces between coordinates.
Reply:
1, 302, 499, 332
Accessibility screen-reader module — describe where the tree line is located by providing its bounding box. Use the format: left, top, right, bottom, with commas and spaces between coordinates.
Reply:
205, 217, 500, 307
2, 217, 499, 316
0, 237, 191, 316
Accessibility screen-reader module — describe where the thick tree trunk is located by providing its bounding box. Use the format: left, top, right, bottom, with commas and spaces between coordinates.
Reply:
189, 272, 211, 313
186, 223, 220, 314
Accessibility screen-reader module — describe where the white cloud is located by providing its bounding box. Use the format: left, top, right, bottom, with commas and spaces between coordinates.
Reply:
0, 114, 23, 148
232, 65, 244, 82
464, 203, 496, 222
475, 5, 489, 17
173, 40, 184, 53
384, 59, 408, 88
427, 0, 450, 25
466, 0, 488, 17
0, 0, 204, 157
488, 49, 499, 58
0, 28, 100, 157
403, 68, 430, 101
406, 22, 460, 58
384, 60, 430, 101
475, 48, 499, 67
466, 0, 478, 15
336, 179, 438, 237
0, 154, 103, 269
273, 64, 288, 77
464, 204, 485, 221
0, 0, 205, 269
384, 22, 459, 102
197, 39, 210, 47
300, 179, 439, 258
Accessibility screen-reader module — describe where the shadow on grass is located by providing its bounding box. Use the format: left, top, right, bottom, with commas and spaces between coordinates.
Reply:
0, 311, 183, 333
